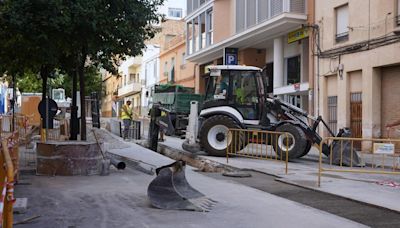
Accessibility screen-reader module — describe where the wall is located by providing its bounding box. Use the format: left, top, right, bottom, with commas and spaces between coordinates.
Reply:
238, 48, 266, 68
213, 0, 235, 43
160, 40, 196, 88
315, 0, 398, 51
102, 73, 121, 117
316, 0, 400, 140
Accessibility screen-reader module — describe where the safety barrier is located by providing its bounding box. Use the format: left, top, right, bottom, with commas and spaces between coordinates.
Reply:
0, 114, 34, 148
0, 138, 16, 228
226, 129, 289, 174
318, 137, 400, 187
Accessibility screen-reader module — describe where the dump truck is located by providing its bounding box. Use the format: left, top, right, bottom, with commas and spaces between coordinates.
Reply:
152, 84, 202, 135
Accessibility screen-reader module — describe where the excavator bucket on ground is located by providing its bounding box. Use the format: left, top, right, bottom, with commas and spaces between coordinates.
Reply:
323, 128, 362, 166
147, 160, 217, 212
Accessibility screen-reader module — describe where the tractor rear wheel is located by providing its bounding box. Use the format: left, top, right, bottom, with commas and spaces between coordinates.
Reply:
200, 115, 247, 157
298, 140, 313, 158
273, 124, 307, 160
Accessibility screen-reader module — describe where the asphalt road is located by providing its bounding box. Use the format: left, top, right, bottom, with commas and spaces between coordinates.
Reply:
203, 171, 400, 228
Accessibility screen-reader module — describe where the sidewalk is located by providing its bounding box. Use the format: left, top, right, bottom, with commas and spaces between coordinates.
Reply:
154, 134, 400, 213
103, 131, 367, 228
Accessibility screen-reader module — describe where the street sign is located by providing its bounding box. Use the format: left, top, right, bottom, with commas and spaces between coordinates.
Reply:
224, 48, 238, 65
288, 28, 309, 44
373, 143, 395, 155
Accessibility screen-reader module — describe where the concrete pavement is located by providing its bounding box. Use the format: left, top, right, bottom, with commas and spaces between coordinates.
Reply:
151, 133, 400, 213
105, 140, 367, 228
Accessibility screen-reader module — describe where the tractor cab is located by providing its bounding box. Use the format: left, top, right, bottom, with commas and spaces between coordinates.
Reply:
203, 65, 265, 122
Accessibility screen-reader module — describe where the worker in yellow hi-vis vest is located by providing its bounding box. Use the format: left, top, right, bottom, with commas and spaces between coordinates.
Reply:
120, 100, 133, 140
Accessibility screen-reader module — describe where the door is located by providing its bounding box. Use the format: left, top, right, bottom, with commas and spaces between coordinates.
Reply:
350, 92, 362, 150
231, 71, 260, 120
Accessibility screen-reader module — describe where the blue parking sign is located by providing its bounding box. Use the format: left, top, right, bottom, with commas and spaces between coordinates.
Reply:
224, 48, 238, 65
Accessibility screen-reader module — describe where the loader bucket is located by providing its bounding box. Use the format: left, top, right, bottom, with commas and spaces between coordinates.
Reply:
323, 128, 361, 166
147, 160, 217, 212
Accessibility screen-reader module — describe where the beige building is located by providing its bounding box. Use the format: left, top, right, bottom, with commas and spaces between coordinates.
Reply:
185, 0, 314, 112
101, 71, 121, 117
159, 34, 197, 88
315, 0, 400, 145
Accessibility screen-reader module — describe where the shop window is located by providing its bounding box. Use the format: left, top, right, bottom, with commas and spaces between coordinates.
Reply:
336, 4, 349, 42
287, 56, 301, 85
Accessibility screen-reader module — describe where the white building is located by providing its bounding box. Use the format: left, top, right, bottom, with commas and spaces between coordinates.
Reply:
116, 0, 186, 116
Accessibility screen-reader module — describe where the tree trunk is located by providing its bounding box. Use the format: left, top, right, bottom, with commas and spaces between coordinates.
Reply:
40, 66, 49, 129
40, 66, 48, 101
78, 49, 87, 140
70, 69, 79, 140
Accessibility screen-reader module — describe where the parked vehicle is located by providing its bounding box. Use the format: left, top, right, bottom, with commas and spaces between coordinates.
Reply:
152, 84, 202, 135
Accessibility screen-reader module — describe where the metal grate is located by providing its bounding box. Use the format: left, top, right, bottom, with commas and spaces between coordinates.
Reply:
327, 96, 338, 135
258, 0, 269, 22
350, 92, 362, 150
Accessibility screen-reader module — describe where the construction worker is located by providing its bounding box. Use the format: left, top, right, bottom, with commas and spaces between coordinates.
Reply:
120, 100, 133, 140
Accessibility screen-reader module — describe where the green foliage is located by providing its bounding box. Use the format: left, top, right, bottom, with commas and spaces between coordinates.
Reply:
0, 0, 165, 80
16, 72, 42, 93
17, 66, 103, 98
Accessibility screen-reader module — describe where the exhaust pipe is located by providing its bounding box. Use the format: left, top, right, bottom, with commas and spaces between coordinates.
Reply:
109, 157, 126, 170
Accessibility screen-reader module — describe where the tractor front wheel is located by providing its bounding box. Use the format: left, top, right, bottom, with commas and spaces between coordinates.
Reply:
200, 115, 246, 157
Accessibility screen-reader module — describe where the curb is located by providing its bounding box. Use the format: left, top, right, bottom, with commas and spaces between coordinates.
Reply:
275, 177, 400, 214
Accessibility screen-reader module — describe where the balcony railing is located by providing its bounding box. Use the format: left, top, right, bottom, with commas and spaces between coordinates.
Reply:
236, 0, 306, 33
117, 82, 142, 97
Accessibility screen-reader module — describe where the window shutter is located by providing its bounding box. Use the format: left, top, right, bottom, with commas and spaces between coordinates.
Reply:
258, 0, 269, 22
290, 0, 305, 13
336, 5, 349, 36
246, 0, 257, 28
271, 0, 283, 17
236, 0, 246, 32
187, 0, 192, 14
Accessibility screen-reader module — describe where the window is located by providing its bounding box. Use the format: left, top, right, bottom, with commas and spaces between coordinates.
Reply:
181, 52, 186, 65
336, 4, 349, 42
129, 73, 135, 83
231, 71, 260, 120
164, 61, 168, 76
169, 57, 175, 83
168, 8, 182, 18
397, 0, 400, 25
206, 9, 213, 46
286, 56, 301, 85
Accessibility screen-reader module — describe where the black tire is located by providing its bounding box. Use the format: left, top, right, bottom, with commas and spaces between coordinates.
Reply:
273, 124, 307, 160
298, 140, 313, 158
200, 115, 247, 157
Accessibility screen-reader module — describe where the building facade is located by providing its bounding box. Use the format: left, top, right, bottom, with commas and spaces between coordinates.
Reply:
102, 0, 187, 117
101, 70, 121, 117
159, 32, 197, 88
185, 0, 314, 113
315, 0, 400, 145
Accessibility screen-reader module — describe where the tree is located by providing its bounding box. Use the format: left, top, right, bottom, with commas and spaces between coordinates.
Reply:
0, 0, 68, 99
61, 0, 164, 140
0, 0, 164, 140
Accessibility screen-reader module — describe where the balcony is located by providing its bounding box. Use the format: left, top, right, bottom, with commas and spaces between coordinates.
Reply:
186, 0, 307, 64
117, 82, 142, 97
